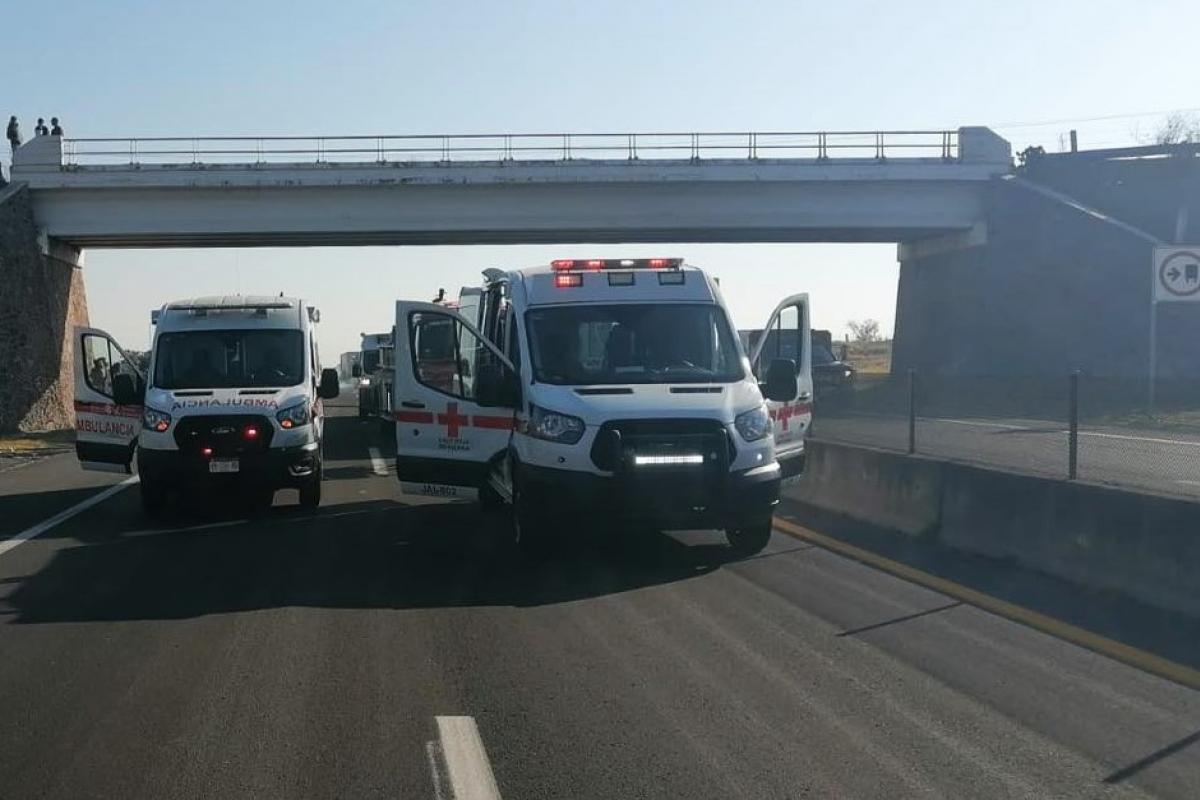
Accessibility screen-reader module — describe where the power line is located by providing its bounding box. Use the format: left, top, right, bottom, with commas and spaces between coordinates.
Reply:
989, 106, 1200, 130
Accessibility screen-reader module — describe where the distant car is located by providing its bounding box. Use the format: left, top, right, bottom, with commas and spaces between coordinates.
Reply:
812, 340, 856, 399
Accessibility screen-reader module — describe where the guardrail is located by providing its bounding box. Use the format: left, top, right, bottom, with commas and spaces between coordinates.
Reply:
60, 130, 959, 167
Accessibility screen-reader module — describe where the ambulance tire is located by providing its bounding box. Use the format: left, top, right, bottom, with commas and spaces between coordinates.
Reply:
726, 520, 771, 557
299, 460, 322, 509
512, 476, 551, 554
139, 478, 167, 519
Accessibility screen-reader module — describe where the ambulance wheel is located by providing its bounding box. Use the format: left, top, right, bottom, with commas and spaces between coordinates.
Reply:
512, 477, 550, 553
299, 460, 322, 509
726, 520, 772, 557
139, 478, 167, 518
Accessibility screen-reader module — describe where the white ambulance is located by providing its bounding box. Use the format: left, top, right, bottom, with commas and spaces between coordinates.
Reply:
391, 258, 811, 554
73, 296, 341, 515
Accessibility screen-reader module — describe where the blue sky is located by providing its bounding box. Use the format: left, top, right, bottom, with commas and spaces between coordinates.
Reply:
5, 0, 1198, 360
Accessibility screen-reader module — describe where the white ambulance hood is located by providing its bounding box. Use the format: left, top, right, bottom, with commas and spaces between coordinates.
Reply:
529, 380, 763, 426
147, 385, 308, 418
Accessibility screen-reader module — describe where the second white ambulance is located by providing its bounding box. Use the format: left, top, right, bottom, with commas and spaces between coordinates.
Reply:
391, 258, 812, 554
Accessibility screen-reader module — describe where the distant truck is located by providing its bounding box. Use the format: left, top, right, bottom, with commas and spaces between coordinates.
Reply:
339, 351, 361, 382
354, 331, 394, 420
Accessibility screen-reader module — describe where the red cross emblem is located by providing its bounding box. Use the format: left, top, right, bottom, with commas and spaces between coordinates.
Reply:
775, 404, 795, 431
438, 402, 468, 438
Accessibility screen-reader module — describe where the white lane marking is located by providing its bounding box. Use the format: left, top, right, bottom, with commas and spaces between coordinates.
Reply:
436, 716, 502, 800
1078, 430, 1200, 448
0, 476, 138, 558
928, 417, 1033, 431
927, 417, 1200, 448
368, 446, 389, 477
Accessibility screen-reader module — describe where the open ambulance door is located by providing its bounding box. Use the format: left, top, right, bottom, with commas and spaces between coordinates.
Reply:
73, 326, 144, 473
392, 301, 519, 500
749, 294, 813, 481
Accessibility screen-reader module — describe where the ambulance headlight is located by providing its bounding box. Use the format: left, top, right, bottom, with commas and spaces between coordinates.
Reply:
359, 377, 371, 387
735, 405, 772, 442
276, 402, 310, 430
527, 404, 585, 445
143, 407, 172, 433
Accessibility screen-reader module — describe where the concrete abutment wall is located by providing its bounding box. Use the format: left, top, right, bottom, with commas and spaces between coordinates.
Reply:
0, 184, 88, 433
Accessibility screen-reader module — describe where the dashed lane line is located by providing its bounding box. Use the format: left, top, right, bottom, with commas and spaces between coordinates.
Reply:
368, 446, 389, 477
0, 476, 138, 559
436, 715, 503, 800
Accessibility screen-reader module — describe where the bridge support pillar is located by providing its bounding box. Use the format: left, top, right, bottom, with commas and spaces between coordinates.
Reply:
892, 176, 1173, 379
0, 184, 89, 433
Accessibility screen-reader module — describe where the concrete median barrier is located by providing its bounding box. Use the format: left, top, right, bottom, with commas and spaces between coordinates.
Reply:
788, 440, 943, 537
787, 440, 1200, 617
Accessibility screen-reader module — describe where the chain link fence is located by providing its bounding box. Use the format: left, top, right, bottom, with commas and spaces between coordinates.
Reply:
812, 372, 1200, 497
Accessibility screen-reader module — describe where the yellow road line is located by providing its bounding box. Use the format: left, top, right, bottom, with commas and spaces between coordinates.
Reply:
772, 517, 1200, 692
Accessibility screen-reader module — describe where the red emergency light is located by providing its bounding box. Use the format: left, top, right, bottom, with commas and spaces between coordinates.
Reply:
551, 257, 681, 271
554, 273, 583, 288
201, 446, 214, 458
244, 426, 259, 440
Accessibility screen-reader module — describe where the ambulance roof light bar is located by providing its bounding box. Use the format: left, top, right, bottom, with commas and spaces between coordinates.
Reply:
550, 258, 682, 272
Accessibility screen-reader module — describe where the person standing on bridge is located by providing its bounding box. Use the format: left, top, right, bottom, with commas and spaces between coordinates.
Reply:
34, 118, 48, 136
6, 116, 20, 152
50, 117, 63, 136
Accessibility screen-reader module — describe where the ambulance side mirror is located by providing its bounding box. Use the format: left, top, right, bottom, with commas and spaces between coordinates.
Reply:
112, 373, 140, 406
762, 358, 798, 402
318, 368, 341, 399
476, 362, 519, 409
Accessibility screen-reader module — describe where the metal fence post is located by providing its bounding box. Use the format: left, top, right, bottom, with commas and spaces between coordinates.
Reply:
1068, 371, 1079, 480
907, 369, 916, 455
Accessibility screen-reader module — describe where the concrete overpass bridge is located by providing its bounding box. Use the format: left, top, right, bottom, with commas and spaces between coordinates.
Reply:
11, 127, 1011, 247
7, 125, 1180, 434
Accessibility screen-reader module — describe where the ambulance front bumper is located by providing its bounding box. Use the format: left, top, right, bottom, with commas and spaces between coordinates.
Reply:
137, 441, 320, 489
518, 461, 781, 530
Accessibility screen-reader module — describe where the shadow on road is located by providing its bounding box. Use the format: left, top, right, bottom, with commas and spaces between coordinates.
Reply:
6, 499, 734, 624
780, 500, 1200, 673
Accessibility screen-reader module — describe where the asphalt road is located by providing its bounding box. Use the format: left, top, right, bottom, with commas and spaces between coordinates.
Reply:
816, 411, 1200, 496
1, 400, 1199, 798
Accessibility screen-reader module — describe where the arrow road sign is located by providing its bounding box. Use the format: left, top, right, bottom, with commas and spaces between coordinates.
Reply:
1155, 248, 1200, 302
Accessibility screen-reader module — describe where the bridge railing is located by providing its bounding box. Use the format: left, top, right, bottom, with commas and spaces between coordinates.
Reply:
59, 130, 959, 167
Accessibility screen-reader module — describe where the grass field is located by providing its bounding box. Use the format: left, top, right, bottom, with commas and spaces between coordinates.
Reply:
843, 340, 892, 374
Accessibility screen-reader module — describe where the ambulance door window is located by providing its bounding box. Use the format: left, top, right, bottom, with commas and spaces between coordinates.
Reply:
412, 312, 503, 402
82, 334, 114, 396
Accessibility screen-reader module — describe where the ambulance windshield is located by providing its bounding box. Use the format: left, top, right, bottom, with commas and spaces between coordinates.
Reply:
526, 303, 743, 385
154, 330, 305, 389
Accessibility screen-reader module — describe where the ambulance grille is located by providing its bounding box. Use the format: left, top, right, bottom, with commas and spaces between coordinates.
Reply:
589, 419, 734, 471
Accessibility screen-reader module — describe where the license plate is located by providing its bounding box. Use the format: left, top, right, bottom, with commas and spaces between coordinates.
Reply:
208, 459, 239, 474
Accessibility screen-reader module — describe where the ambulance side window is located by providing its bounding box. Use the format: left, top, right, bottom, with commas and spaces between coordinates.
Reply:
411, 312, 500, 402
